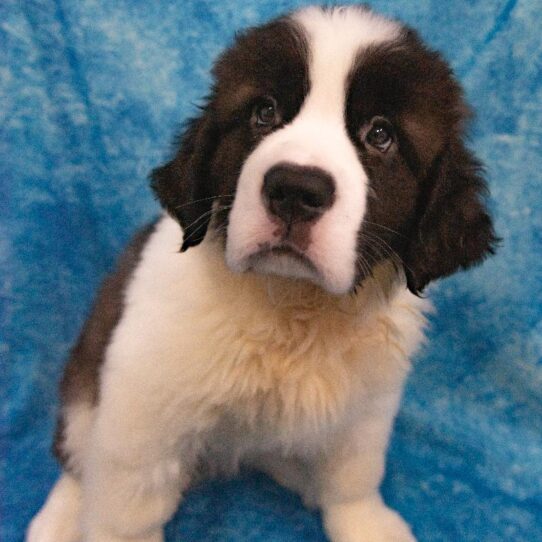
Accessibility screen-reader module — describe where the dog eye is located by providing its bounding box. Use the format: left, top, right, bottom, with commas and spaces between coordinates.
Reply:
253, 97, 279, 128
365, 120, 394, 152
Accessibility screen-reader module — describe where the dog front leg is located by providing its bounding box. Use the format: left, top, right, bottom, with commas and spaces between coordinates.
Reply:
79, 381, 200, 542
317, 393, 416, 542
83, 448, 186, 542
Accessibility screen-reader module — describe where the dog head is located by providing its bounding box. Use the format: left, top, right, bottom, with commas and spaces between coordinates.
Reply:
151, 5, 497, 295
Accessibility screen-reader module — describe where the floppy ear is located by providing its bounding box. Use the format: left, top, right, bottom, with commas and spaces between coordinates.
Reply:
404, 139, 498, 294
150, 111, 218, 251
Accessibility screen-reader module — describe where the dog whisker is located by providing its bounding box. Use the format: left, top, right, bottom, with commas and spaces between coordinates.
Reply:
362, 221, 407, 240
173, 194, 235, 212
182, 205, 233, 244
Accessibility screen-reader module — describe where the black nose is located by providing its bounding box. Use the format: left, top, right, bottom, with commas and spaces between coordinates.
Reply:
262, 164, 335, 224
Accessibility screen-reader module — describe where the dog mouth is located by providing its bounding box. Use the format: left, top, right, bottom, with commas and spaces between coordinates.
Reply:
245, 243, 320, 280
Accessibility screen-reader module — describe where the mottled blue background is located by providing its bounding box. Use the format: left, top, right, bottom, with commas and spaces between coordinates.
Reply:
1, 1, 541, 541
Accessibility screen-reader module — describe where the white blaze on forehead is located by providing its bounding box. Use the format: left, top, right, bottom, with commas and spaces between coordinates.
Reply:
293, 6, 402, 120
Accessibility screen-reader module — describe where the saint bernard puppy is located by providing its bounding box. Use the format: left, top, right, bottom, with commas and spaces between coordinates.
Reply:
28, 5, 496, 542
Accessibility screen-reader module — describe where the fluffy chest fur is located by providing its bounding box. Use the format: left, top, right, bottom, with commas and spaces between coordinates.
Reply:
109, 216, 429, 457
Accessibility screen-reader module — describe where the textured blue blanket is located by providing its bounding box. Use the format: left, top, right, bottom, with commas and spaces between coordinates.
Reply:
2, 1, 541, 541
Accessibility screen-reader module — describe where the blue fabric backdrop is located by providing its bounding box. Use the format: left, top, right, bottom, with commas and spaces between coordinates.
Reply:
1, 1, 541, 540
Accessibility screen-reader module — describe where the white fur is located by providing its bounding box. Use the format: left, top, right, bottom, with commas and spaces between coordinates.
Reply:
27, 474, 82, 542
61, 402, 94, 475
324, 495, 416, 542
226, 7, 401, 294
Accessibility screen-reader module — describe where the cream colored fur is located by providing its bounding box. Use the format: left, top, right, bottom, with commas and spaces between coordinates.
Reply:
28, 215, 430, 542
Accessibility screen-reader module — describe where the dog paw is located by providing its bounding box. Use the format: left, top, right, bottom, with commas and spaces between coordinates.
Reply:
26, 475, 82, 542
323, 496, 416, 542
85, 530, 164, 542
26, 509, 81, 542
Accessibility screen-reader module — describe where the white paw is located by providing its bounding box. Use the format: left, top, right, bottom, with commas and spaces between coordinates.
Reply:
26, 506, 81, 542
85, 530, 164, 542
323, 496, 416, 542
26, 475, 82, 542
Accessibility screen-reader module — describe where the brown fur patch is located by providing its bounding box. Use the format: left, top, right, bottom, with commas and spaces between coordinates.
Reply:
344, 31, 496, 291
53, 222, 156, 466
150, 17, 309, 251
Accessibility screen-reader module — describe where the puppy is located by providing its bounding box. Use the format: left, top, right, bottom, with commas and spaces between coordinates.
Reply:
27, 5, 496, 542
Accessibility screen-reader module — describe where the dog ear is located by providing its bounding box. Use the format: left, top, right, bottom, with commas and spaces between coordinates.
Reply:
150, 111, 218, 251
403, 139, 498, 294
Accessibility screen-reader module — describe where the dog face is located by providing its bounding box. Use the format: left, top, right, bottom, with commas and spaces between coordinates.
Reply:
151, 6, 496, 295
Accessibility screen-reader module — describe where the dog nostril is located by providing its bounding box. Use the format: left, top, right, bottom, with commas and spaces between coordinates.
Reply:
301, 192, 324, 209
270, 186, 287, 203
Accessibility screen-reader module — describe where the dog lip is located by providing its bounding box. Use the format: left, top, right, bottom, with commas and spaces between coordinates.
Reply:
248, 242, 318, 272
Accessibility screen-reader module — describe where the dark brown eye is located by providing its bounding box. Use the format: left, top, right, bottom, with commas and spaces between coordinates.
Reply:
365, 121, 393, 152
253, 97, 279, 128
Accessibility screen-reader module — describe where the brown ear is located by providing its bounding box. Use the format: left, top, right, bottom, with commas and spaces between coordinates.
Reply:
404, 139, 498, 294
150, 110, 218, 251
